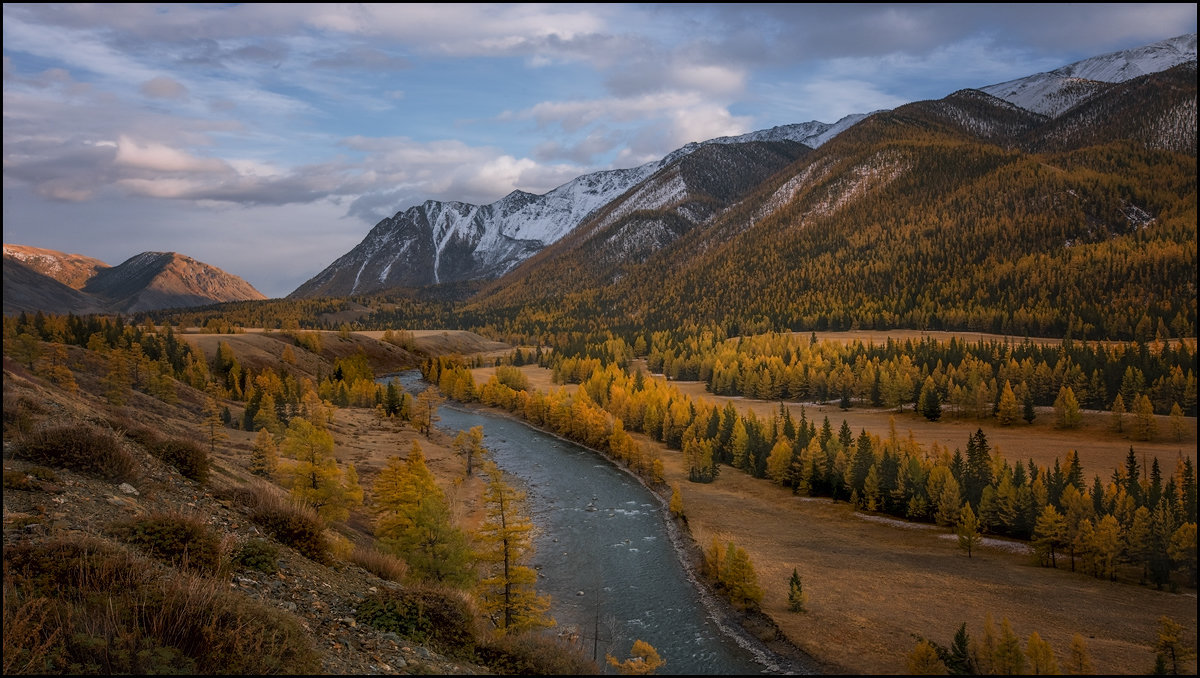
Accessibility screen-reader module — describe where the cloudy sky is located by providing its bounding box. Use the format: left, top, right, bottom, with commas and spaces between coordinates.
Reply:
3, 3, 1196, 297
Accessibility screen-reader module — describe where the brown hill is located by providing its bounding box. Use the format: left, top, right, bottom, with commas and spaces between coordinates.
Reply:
2, 245, 269, 315
2, 327, 578, 674
83, 251, 267, 312
2, 257, 108, 316
3, 244, 110, 289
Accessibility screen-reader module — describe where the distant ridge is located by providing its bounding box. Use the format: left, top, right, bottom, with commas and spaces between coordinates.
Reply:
3, 245, 267, 315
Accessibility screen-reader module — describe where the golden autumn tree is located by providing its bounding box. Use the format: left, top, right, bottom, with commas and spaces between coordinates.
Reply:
453, 425, 487, 477
373, 441, 472, 586
606, 639, 665, 675
249, 427, 279, 477
720, 542, 764, 611
277, 417, 359, 523
476, 464, 552, 634
413, 386, 445, 437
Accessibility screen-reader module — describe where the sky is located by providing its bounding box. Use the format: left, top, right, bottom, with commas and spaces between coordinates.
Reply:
3, 3, 1196, 298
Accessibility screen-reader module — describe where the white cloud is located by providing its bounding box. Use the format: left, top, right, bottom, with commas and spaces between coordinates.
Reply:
114, 136, 227, 173
140, 76, 188, 100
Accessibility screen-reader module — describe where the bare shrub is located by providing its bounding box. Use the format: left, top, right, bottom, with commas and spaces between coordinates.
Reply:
476, 631, 600, 674
13, 423, 138, 482
350, 545, 409, 583
235, 480, 331, 565
2, 392, 44, 439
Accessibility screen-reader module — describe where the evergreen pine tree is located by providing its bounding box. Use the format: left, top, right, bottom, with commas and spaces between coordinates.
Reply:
787, 568, 807, 612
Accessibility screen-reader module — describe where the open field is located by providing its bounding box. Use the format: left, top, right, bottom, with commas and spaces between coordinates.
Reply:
466, 361, 1197, 674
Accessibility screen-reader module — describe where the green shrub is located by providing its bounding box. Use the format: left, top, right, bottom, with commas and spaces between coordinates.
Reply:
3, 469, 36, 491
108, 513, 223, 574
476, 632, 600, 674
13, 424, 138, 481
153, 438, 210, 482
233, 538, 280, 574
26, 466, 59, 482
357, 584, 479, 656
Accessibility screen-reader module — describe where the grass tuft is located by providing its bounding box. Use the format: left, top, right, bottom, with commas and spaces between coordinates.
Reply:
350, 545, 409, 583
235, 480, 331, 565
12, 423, 138, 482
476, 631, 600, 674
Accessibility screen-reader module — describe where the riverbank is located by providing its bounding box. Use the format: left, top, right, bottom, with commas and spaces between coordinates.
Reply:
462, 364, 1196, 674
438, 395, 823, 675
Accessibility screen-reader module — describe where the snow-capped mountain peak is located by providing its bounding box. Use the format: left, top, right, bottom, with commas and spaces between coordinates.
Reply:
981, 33, 1196, 117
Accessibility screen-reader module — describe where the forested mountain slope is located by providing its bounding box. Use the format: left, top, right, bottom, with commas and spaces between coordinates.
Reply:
464, 67, 1196, 342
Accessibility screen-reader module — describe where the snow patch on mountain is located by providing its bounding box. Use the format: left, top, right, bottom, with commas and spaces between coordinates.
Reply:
982, 33, 1196, 116
807, 151, 910, 220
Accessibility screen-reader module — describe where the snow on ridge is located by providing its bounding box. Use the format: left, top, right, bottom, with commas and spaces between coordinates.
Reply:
981, 33, 1196, 117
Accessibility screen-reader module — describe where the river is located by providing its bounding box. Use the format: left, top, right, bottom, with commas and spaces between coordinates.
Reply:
392, 371, 811, 675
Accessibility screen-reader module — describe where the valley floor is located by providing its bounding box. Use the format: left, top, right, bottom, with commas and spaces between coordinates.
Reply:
468, 362, 1198, 675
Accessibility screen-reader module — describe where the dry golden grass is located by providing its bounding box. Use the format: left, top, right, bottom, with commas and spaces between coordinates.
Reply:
646, 426, 1197, 674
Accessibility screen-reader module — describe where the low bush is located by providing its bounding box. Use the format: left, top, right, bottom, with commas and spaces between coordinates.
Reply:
356, 584, 479, 656
107, 513, 223, 575
350, 545, 409, 583
236, 481, 330, 565
4, 536, 158, 599
3, 544, 319, 675
476, 632, 600, 674
153, 438, 210, 482
12, 424, 138, 482
232, 538, 280, 574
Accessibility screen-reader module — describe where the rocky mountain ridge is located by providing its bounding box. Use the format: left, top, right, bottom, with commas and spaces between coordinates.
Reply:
292, 33, 1195, 301
287, 120, 863, 299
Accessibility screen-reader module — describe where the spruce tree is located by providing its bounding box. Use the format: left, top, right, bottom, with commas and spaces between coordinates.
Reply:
787, 568, 807, 612
919, 376, 942, 421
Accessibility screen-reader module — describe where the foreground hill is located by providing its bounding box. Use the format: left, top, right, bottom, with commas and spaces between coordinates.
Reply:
3, 246, 267, 315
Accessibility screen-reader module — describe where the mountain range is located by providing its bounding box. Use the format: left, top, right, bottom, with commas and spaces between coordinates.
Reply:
289, 33, 1196, 302
5, 33, 1195, 334
2, 245, 266, 315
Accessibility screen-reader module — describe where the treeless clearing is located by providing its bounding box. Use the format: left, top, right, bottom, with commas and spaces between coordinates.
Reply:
463, 362, 1197, 674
